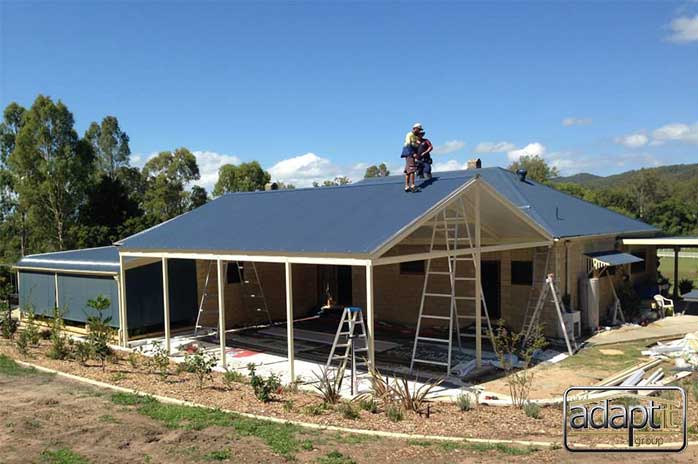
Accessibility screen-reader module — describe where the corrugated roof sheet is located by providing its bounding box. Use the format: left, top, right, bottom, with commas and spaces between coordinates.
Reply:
585, 250, 644, 267
15, 246, 120, 274
116, 167, 656, 255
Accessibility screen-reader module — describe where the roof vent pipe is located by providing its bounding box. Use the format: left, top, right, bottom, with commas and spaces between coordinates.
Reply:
516, 169, 528, 182
467, 158, 482, 169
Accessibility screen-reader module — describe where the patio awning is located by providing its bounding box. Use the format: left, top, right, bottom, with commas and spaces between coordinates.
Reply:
585, 250, 643, 270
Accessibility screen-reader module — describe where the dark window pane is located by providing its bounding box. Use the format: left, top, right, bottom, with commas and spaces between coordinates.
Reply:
400, 260, 425, 275
227, 262, 242, 283
511, 261, 533, 285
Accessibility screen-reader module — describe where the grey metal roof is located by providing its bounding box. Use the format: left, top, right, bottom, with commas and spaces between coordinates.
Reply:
15, 246, 120, 274
115, 167, 657, 255
585, 250, 644, 267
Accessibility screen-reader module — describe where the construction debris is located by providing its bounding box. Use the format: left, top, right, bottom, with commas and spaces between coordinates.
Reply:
642, 332, 698, 369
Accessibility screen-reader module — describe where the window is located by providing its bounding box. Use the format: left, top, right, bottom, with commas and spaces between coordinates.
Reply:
400, 260, 425, 275
511, 261, 533, 285
227, 262, 243, 283
631, 251, 646, 274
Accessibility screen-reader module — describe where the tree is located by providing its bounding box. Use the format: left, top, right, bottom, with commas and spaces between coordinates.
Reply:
0, 103, 27, 259
189, 185, 208, 210
317, 176, 351, 187
364, 163, 390, 178
507, 155, 559, 183
142, 148, 200, 222
212, 161, 271, 196
8, 96, 94, 250
628, 169, 666, 219
84, 116, 130, 177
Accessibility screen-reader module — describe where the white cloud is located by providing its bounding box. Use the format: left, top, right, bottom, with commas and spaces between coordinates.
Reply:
547, 151, 662, 176
562, 117, 592, 127
667, 15, 698, 43
266, 152, 370, 187
192, 150, 241, 191
473, 141, 516, 153
615, 133, 649, 148
506, 142, 547, 162
652, 122, 698, 144
432, 159, 468, 172
432, 140, 465, 155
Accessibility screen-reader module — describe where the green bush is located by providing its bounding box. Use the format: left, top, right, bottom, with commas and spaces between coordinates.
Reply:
247, 363, 281, 403
358, 397, 378, 413
338, 402, 359, 420
523, 401, 541, 419
181, 350, 217, 389
302, 403, 327, 416
73, 340, 92, 366
145, 342, 171, 379
85, 295, 115, 371
385, 403, 404, 422
455, 392, 472, 412
46, 307, 71, 360
222, 367, 246, 388
0, 301, 17, 339
679, 279, 695, 296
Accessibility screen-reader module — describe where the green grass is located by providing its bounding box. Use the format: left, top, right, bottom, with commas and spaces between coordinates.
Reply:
658, 256, 698, 293
438, 440, 539, 456
315, 451, 356, 464
110, 393, 302, 458
98, 414, 119, 424
407, 439, 433, 447
0, 354, 46, 377
204, 449, 232, 461
556, 341, 648, 372
40, 448, 90, 464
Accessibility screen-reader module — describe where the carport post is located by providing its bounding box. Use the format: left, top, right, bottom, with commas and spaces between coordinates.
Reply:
162, 258, 171, 354
673, 246, 680, 300
216, 259, 227, 367
475, 183, 482, 367
118, 254, 129, 347
285, 261, 295, 382
365, 263, 375, 368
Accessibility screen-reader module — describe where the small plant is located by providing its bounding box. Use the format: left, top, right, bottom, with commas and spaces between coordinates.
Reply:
22, 308, 41, 345
85, 295, 116, 371
385, 403, 404, 422
46, 306, 71, 360
313, 367, 342, 405
127, 351, 141, 370
282, 400, 294, 412
204, 449, 231, 461
492, 320, 547, 408
338, 401, 360, 420
358, 397, 378, 413
15, 330, 29, 355
388, 375, 442, 414
302, 403, 327, 416
455, 392, 472, 412
146, 342, 171, 379
523, 401, 541, 419
182, 350, 217, 389
111, 372, 127, 382
0, 301, 17, 339
222, 367, 246, 388
247, 363, 281, 403
73, 340, 92, 366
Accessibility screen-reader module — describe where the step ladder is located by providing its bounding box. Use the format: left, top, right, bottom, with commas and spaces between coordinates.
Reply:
519, 247, 552, 339
522, 273, 577, 355
195, 260, 225, 336
237, 261, 273, 325
410, 197, 495, 375
326, 306, 369, 395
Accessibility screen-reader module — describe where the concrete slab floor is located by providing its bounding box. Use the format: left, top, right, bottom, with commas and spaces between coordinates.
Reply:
585, 315, 698, 346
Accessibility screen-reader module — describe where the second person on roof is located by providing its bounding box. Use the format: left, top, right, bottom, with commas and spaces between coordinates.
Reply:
402, 122, 422, 192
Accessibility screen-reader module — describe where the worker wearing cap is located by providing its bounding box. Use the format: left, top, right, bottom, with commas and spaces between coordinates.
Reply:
402, 123, 423, 192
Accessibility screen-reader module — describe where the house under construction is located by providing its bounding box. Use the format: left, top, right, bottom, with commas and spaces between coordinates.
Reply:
14, 166, 659, 380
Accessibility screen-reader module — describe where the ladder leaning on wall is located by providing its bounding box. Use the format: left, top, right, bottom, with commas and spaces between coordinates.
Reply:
409, 197, 496, 375
195, 260, 225, 336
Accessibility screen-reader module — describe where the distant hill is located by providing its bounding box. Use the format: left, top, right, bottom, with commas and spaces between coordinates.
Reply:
552, 163, 698, 189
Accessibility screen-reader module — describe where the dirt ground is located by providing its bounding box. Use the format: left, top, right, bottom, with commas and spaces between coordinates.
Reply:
1, 359, 698, 463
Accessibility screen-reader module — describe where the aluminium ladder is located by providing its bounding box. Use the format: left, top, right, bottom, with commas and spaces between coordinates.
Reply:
519, 247, 552, 340
409, 198, 495, 375
522, 273, 577, 355
236, 261, 273, 325
326, 306, 369, 394
195, 260, 225, 336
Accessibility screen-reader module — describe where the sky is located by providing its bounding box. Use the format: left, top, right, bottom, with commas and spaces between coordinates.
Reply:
1, 1, 697, 189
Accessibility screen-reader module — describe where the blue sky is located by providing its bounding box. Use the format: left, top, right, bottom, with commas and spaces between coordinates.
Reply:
1, 1, 697, 188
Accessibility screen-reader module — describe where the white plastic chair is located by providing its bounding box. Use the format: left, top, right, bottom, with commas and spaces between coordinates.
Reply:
653, 294, 675, 316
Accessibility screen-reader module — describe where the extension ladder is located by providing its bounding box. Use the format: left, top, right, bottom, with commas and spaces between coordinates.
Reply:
326, 307, 369, 394
410, 197, 495, 375
519, 247, 552, 339
522, 273, 577, 355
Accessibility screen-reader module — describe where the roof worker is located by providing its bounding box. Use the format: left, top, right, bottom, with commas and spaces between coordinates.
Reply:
415, 129, 433, 180
402, 123, 422, 192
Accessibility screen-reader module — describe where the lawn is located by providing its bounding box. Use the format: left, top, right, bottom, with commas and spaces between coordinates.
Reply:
658, 255, 698, 293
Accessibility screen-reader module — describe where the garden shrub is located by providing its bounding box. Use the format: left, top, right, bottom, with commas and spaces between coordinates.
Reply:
181, 350, 217, 389
247, 363, 281, 403
85, 295, 115, 371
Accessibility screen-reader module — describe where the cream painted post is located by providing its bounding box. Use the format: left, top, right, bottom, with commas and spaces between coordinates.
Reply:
474, 183, 482, 367
285, 261, 295, 382
162, 258, 171, 354
54, 273, 59, 308
216, 259, 227, 367
118, 254, 129, 347
365, 263, 375, 368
